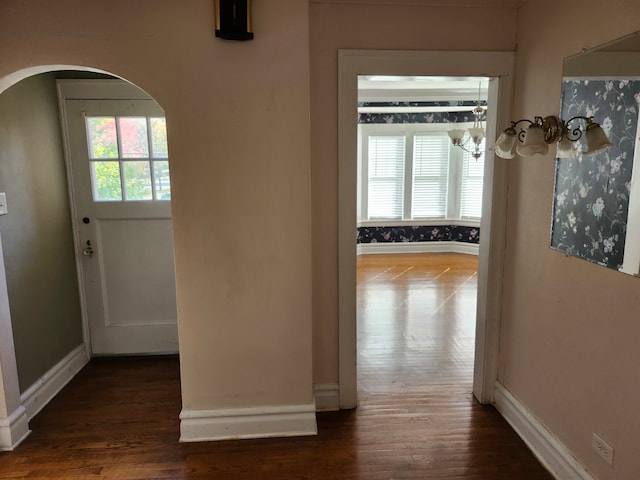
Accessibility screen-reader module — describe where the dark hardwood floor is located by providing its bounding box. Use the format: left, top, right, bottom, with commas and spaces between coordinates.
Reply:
0, 253, 552, 479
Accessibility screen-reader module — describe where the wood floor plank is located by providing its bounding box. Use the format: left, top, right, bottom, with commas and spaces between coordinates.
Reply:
0, 253, 551, 479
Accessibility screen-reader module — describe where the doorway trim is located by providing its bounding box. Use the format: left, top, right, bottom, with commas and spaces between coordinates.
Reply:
338, 50, 514, 408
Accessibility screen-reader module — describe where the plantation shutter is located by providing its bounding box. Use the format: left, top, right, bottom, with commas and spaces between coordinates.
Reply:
412, 134, 449, 218
367, 135, 405, 219
460, 138, 485, 219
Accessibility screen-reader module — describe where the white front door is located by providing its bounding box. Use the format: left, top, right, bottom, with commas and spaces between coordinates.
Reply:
63, 98, 178, 355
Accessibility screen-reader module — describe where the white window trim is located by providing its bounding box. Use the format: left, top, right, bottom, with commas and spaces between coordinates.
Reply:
357, 218, 480, 228
358, 121, 482, 225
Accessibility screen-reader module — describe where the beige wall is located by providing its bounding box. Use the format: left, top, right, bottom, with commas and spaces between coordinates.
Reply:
502, 2, 640, 478
309, 1, 517, 384
0, 0, 313, 411
3, 1, 639, 475
0, 74, 83, 392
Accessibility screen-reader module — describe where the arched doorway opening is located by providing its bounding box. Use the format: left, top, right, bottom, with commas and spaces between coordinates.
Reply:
0, 65, 179, 450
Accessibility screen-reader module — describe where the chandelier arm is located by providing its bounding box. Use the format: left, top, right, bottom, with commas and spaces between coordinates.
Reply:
562, 116, 594, 142
564, 125, 584, 142
510, 119, 535, 128
453, 143, 472, 154
565, 115, 593, 124
507, 119, 535, 143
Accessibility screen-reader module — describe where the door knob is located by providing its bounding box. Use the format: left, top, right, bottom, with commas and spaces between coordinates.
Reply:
83, 240, 94, 258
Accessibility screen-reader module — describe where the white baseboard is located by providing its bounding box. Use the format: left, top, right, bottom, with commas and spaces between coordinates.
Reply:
314, 383, 340, 412
357, 241, 479, 256
20, 344, 89, 420
0, 405, 30, 451
179, 403, 318, 442
493, 382, 594, 480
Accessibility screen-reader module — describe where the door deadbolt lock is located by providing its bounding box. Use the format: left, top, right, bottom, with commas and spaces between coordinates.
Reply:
83, 240, 94, 258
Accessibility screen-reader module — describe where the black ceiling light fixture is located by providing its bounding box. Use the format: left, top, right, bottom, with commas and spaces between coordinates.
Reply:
214, 0, 253, 41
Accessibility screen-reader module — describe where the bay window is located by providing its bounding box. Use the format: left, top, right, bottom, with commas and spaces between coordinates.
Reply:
359, 123, 485, 223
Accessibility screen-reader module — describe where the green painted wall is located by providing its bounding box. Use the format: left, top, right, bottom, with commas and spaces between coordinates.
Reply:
0, 73, 83, 392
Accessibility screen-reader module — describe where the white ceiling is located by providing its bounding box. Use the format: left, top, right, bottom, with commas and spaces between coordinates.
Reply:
358, 75, 489, 102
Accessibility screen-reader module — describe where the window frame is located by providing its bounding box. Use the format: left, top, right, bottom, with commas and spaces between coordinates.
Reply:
363, 133, 406, 219
410, 131, 451, 220
459, 138, 486, 220
358, 122, 482, 226
84, 114, 171, 203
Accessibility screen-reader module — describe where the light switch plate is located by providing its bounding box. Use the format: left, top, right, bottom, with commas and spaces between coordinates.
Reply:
0, 193, 8, 215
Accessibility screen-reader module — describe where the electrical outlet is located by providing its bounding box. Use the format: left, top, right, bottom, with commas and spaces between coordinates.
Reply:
592, 433, 614, 466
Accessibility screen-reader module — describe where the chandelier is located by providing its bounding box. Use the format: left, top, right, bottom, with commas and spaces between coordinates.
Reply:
447, 81, 486, 160
492, 115, 611, 159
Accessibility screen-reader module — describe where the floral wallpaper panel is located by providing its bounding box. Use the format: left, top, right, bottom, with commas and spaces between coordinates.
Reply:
357, 225, 479, 244
358, 100, 487, 125
550, 79, 640, 270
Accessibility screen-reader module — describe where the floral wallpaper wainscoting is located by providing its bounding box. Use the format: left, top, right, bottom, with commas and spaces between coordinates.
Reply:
550, 79, 640, 270
357, 225, 480, 244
